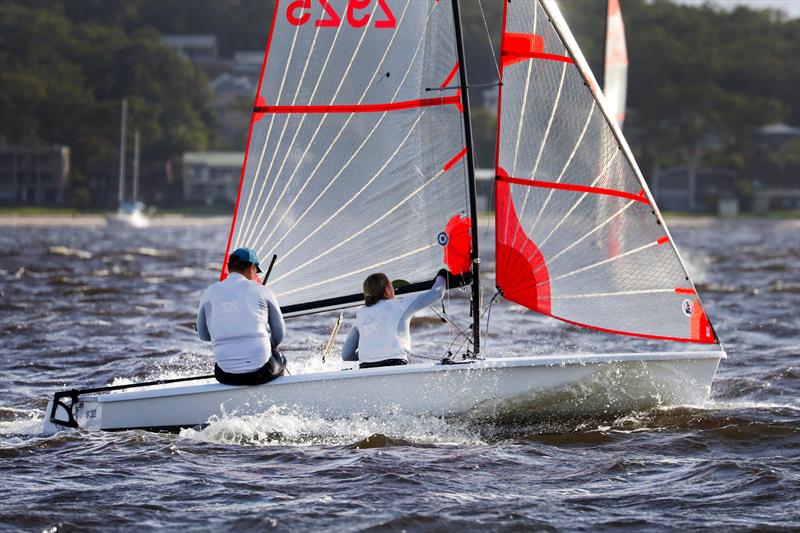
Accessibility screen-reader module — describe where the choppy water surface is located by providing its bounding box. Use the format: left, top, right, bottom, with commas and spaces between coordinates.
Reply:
1, 217, 798, 531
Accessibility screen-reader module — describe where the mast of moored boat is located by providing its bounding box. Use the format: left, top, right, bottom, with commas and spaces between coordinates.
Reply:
451, 0, 482, 356
118, 98, 127, 206
132, 128, 140, 203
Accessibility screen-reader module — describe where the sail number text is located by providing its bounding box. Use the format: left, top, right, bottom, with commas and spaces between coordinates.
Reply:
286, 0, 396, 29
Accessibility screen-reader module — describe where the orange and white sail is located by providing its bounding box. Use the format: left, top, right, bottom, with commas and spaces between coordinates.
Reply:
604, 0, 628, 128
493, 0, 716, 344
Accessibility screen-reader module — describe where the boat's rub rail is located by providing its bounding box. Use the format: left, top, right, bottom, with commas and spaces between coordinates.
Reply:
56, 351, 725, 405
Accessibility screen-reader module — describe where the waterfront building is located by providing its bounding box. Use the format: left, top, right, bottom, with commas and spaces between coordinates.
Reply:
160, 34, 218, 65
182, 152, 244, 205
232, 51, 263, 76
0, 145, 70, 206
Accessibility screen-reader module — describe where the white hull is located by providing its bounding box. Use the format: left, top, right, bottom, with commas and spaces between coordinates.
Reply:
106, 210, 149, 228
42, 351, 723, 434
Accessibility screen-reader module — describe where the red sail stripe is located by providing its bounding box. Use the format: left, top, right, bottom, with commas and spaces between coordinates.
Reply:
443, 147, 467, 172
221, 0, 281, 281
253, 95, 268, 123
441, 62, 459, 89
496, 173, 651, 205
522, 51, 574, 64
657, 236, 670, 245
675, 288, 696, 295
544, 311, 714, 344
253, 96, 461, 114
500, 33, 574, 67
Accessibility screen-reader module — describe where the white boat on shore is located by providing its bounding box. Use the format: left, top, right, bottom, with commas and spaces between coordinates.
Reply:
43, 0, 725, 434
43, 351, 723, 433
106, 200, 150, 228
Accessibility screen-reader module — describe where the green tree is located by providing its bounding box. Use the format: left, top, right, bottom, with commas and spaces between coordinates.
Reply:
0, 1, 214, 207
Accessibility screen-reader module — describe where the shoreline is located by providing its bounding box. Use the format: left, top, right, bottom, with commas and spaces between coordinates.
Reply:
0, 213, 231, 227
2, 212, 797, 228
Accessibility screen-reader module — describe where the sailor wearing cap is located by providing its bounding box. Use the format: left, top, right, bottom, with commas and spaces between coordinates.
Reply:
196, 247, 287, 385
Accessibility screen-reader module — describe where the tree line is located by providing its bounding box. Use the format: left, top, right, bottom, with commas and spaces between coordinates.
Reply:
1, 0, 797, 207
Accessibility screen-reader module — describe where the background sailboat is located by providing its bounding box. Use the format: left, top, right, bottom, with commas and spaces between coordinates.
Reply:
603, 0, 628, 129
107, 99, 150, 229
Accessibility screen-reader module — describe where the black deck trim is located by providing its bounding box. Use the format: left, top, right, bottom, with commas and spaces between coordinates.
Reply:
281, 280, 434, 316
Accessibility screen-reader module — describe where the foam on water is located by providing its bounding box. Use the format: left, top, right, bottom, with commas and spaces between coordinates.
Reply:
0, 407, 45, 438
47, 246, 92, 260
178, 407, 484, 448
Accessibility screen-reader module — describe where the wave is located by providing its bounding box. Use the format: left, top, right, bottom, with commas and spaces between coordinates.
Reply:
171, 396, 800, 449
47, 246, 92, 259
178, 406, 483, 448
3, 397, 797, 451
0, 408, 44, 438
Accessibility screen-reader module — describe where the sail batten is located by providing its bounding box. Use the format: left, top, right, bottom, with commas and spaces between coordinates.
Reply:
495, 0, 717, 344
251, 97, 460, 114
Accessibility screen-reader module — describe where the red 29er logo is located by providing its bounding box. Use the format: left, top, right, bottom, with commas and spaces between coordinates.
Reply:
286, 0, 396, 28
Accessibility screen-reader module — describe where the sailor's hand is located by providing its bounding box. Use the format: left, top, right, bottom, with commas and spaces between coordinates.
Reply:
437, 269, 472, 288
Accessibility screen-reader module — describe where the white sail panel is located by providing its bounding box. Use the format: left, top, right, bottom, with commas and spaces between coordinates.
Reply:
604, 0, 628, 128
494, 0, 716, 343
224, 0, 471, 315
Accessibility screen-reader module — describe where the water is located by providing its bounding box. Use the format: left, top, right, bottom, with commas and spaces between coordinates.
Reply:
1, 217, 798, 531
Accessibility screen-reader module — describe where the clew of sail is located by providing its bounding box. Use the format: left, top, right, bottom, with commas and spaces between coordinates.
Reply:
604, 0, 628, 129
223, 0, 472, 316
494, 0, 717, 344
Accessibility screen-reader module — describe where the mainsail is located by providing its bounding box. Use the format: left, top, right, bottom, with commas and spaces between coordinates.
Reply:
223, 0, 473, 316
604, 0, 628, 128
494, 0, 716, 343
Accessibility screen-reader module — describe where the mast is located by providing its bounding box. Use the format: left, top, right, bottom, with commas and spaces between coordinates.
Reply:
132, 128, 140, 202
602, 0, 609, 91
451, 0, 481, 355
117, 98, 127, 205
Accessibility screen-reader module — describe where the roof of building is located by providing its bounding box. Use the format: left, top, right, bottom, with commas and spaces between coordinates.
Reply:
210, 73, 257, 96
756, 122, 800, 136
161, 34, 217, 48
233, 51, 263, 64
184, 152, 244, 167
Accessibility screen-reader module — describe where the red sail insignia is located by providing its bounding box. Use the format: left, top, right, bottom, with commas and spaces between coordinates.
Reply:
495, 167, 551, 314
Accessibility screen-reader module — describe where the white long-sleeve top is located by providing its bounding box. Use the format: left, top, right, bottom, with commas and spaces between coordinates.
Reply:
341, 276, 446, 364
196, 272, 285, 373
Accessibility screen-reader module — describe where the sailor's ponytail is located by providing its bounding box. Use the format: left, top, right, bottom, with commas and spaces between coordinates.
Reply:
363, 273, 390, 307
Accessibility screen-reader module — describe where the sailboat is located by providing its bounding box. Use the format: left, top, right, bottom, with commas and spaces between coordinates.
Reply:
43, 0, 723, 434
107, 99, 150, 229
604, 0, 628, 128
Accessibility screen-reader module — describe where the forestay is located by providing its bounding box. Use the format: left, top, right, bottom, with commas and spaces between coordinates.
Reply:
494, 0, 716, 343
223, 0, 471, 316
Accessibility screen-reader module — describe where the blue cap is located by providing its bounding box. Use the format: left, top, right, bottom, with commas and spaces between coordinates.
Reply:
230, 247, 262, 273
